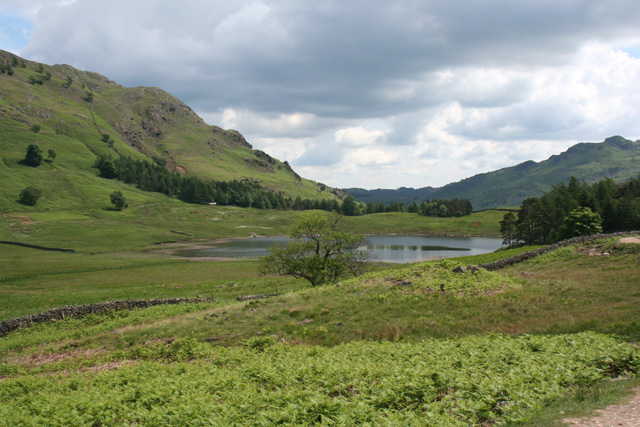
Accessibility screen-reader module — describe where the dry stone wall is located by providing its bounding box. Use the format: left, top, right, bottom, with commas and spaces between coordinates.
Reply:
0, 298, 214, 337
0, 240, 75, 253
478, 231, 640, 271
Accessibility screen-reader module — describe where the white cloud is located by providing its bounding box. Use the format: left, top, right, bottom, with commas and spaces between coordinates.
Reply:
334, 126, 385, 147
349, 148, 398, 167
0, 0, 75, 20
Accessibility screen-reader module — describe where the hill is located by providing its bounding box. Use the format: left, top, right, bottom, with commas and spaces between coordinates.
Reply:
0, 50, 340, 212
347, 136, 640, 209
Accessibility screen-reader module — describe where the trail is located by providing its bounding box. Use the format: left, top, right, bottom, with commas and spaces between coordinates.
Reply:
562, 388, 640, 426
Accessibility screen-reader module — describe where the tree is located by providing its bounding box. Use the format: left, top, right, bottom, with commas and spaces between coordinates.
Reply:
47, 149, 57, 163
110, 191, 127, 210
30, 124, 41, 133
260, 211, 369, 286
515, 197, 551, 245
94, 155, 117, 179
19, 186, 42, 206
558, 207, 603, 240
499, 212, 517, 246
340, 195, 359, 216
24, 144, 43, 166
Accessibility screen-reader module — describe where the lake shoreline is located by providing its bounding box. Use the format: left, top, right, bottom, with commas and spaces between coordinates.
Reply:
148, 234, 504, 262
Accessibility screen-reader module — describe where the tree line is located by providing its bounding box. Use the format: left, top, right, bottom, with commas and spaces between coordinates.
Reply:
351, 198, 473, 217
501, 175, 640, 245
93, 155, 475, 215
93, 155, 345, 211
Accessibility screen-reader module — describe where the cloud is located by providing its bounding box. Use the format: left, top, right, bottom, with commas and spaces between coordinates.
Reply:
334, 126, 385, 147
0, 0, 75, 21
11, 0, 640, 189
349, 148, 398, 167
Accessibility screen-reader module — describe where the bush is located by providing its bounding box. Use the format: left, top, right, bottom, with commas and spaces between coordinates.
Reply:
110, 191, 127, 211
19, 186, 42, 206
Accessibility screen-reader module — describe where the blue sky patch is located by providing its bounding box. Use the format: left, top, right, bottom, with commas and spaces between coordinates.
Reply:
0, 14, 33, 54
622, 45, 640, 58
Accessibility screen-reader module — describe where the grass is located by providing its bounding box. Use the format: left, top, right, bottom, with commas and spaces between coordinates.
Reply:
2, 146, 640, 424
517, 378, 640, 426
1, 217, 639, 425
3, 239, 639, 347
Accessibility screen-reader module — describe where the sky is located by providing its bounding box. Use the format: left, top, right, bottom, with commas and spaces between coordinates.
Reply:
2, 0, 640, 189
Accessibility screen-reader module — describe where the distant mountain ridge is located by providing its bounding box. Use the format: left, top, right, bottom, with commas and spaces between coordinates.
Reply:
347, 136, 640, 210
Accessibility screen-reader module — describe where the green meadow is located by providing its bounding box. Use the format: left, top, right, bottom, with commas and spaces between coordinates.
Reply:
1, 203, 640, 425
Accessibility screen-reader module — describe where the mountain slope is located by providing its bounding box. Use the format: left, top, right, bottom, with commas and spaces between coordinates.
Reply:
0, 50, 338, 212
348, 136, 640, 210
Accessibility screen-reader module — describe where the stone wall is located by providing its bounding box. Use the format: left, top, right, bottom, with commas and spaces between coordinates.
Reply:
478, 231, 640, 271
0, 240, 75, 253
0, 298, 214, 337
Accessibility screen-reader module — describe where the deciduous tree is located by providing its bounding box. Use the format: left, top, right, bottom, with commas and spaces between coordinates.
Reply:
110, 191, 127, 211
260, 212, 369, 286
558, 207, 603, 239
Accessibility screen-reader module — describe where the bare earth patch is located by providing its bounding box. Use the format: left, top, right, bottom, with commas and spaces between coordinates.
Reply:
619, 236, 640, 245
562, 388, 640, 426
8, 348, 104, 366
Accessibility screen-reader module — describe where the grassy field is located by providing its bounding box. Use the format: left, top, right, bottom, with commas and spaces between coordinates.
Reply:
0, 206, 502, 319
1, 205, 640, 426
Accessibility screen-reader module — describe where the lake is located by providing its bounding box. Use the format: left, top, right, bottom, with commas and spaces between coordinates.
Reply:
172, 235, 503, 263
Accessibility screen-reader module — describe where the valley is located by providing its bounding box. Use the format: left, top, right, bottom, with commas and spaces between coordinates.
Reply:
1, 49, 640, 426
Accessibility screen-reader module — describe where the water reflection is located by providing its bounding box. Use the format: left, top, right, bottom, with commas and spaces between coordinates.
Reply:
369, 244, 469, 252
171, 235, 502, 263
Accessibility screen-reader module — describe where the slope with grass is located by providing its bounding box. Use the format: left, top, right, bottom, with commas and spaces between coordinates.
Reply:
1, 236, 640, 426
0, 50, 338, 213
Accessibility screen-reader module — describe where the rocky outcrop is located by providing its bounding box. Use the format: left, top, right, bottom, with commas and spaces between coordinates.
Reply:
236, 294, 280, 302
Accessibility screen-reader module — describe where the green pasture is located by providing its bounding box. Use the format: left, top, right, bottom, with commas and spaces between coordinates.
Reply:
1, 198, 640, 425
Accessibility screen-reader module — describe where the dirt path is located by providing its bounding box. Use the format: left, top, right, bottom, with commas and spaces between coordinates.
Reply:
619, 236, 640, 245
562, 388, 640, 426
561, 236, 640, 426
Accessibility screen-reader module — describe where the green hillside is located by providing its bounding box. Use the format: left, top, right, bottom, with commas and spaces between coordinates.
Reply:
348, 136, 640, 210
0, 50, 338, 213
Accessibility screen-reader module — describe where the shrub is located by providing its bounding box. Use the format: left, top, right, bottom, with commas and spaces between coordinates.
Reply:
19, 186, 42, 206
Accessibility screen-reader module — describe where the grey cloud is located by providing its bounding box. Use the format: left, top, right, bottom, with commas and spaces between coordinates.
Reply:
22, 0, 640, 119
15, 0, 640, 189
